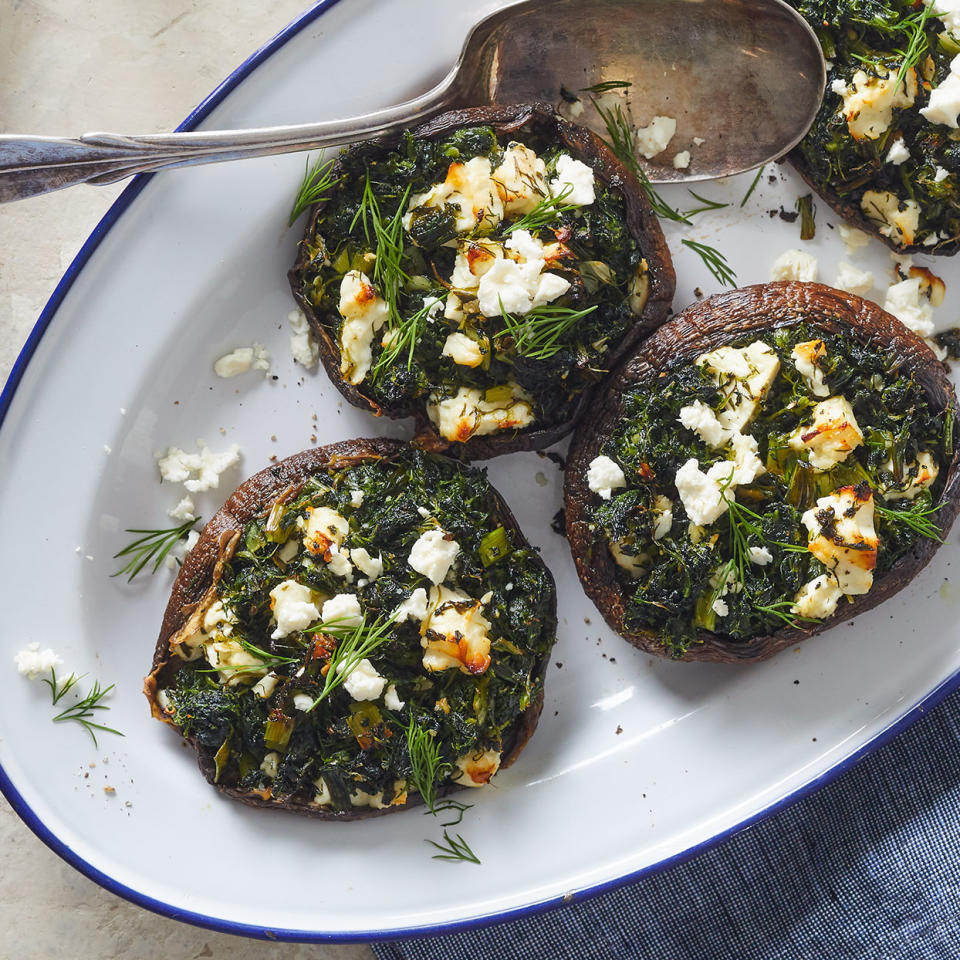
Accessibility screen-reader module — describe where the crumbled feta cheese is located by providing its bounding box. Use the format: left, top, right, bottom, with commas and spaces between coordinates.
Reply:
832, 67, 916, 140
408, 529, 460, 584
935, 165, 952, 183
303, 505, 348, 556
789, 395, 863, 471
213, 347, 254, 378
833, 262, 874, 297
351, 547, 383, 581
673, 150, 691, 170
260, 752, 280, 778
548, 154, 596, 206
168, 496, 196, 522
337, 657, 387, 701
269, 580, 320, 639
452, 748, 501, 787
749, 546, 774, 566
883, 277, 935, 338
711, 597, 729, 617
252, 674, 279, 699
792, 574, 844, 619
394, 587, 429, 622
770, 249, 818, 282
697, 342, 781, 434
476, 229, 571, 316
693, 136, 706, 146
326, 546, 353, 580
729, 432, 765, 485
450, 239, 503, 290
422, 586, 492, 674
384, 683, 405, 711
635, 116, 676, 159
252, 343, 270, 374
321, 593, 363, 627
442, 332, 485, 367
427, 384, 535, 442
678, 401, 731, 448
288, 309, 319, 369
558, 98, 585, 121
492, 142, 548, 215
861, 191, 920, 246
801, 486, 877, 595
673, 458, 734, 526
406, 156, 504, 232
350, 488, 364, 508
652, 495, 673, 541
204, 638, 265, 685
277, 538, 299, 563
886, 138, 910, 165
926, 0, 960, 33
293, 693, 315, 712
838, 224, 870, 254
920, 52, 960, 127
337, 270, 390, 385
791, 339, 830, 398
157, 440, 241, 493
586, 455, 627, 499
14, 643, 62, 678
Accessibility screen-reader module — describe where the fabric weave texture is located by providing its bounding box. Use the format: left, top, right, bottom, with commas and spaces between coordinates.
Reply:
373, 687, 960, 960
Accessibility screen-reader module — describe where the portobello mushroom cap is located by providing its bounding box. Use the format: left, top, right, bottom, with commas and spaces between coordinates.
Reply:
787, 149, 958, 257
145, 437, 557, 819
288, 102, 675, 459
564, 281, 960, 663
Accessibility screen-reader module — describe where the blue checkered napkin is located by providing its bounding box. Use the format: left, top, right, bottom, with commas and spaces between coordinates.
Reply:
374, 688, 960, 960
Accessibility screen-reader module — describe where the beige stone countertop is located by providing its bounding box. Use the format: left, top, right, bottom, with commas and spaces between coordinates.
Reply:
0, 2, 374, 956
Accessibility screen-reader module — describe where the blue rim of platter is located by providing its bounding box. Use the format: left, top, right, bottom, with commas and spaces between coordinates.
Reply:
2, 0, 959, 943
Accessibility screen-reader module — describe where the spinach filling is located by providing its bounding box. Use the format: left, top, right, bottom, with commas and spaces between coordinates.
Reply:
589, 323, 951, 658
163, 451, 556, 813
788, 0, 960, 248
294, 125, 647, 440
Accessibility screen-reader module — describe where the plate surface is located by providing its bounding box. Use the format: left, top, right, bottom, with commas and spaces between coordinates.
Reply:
2, 0, 960, 942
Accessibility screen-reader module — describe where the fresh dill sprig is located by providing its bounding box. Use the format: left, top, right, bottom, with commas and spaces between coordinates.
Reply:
740, 165, 765, 207
431, 797, 473, 827
754, 601, 819, 629
796, 194, 816, 241
893, 3, 934, 93
580, 80, 633, 93
405, 717, 449, 812
198, 638, 299, 677
305, 612, 398, 710
501, 183, 576, 235
41, 668, 123, 747
351, 173, 412, 327
371, 293, 446, 379
111, 518, 198, 582
426, 829, 482, 865
288, 154, 339, 225
682, 239, 736, 288
684, 191, 730, 217
495, 301, 598, 361
875, 500, 944, 542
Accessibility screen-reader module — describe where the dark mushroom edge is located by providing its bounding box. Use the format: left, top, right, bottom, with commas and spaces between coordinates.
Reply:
565, 282, 960, 663
145, 439, 557, 819
787, 0, 960, 254
288, 102, 674, 460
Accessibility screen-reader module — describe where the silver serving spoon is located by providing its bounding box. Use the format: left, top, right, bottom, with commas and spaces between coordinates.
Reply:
0, 0, 824, 204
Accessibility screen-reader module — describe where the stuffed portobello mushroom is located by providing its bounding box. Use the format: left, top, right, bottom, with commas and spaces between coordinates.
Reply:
145, 439, 557, 819
565, 282, 960, 663
788, 0, 960, 253
288, 103, 674, 458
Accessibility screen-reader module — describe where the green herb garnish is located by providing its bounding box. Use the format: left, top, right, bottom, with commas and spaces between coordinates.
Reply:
42, 668, 123, 746
740, 165, 765, 207
580, 80, 633, 93
426, 829, 482, 865
501, 183, 577, 235
305, 612, 398, 710
405, 717, 447, 812
682, 239, 736, 288
289, 154, 339, 225
495, 301, 598, 361
875, 499, 944, 541
684, 191, 730, 217
111, 518, 198, 582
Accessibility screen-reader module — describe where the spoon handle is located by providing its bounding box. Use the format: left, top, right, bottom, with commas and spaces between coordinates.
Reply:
0, 83, 453, 204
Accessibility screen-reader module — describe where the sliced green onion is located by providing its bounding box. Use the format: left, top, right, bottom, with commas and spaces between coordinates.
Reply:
264, 714, 294, 751
478, 527, 510, 567
213, 739, 231, 783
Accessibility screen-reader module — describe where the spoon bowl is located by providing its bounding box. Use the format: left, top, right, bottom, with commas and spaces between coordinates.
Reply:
0, 0, 824, 202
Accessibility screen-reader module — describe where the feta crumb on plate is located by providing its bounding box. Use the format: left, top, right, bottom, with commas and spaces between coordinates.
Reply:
635, 116, 676, 159
288, 309, 319, 369
14, 643, 62, 678
157, 440, 241, 493
770, 249, 818, 282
